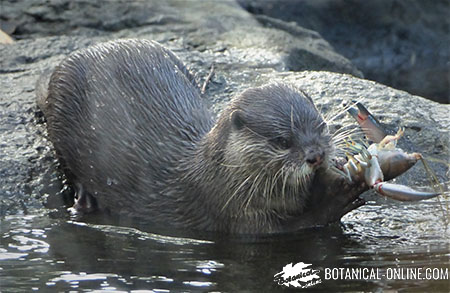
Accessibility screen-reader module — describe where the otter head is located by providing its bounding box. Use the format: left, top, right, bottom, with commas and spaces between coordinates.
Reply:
209, 83, 333, 212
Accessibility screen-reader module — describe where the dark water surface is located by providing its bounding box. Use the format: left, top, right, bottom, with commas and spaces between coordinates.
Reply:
1, 194, 448, 292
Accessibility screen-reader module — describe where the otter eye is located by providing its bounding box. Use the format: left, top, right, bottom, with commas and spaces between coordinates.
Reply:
272, 137, 292, 150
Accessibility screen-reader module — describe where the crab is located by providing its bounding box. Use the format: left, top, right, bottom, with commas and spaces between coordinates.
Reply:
337, 102, 441, 201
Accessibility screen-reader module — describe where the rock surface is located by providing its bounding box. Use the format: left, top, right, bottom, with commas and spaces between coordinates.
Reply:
0, 0, 448, 217
239, 0, 450, 104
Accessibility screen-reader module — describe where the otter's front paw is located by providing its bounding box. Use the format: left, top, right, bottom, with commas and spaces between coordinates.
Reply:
309, 168, 368, 224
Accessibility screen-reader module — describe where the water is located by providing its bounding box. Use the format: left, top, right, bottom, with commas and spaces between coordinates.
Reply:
1, 194, 448, 292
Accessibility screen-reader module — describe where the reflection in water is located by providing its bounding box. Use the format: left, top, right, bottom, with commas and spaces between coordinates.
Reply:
0, 195, 449, 292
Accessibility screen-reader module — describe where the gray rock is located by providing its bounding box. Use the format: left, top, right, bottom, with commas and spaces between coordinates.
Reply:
239, 0, 450, 104
0, 0, 447, 219
1, 0, 360, 75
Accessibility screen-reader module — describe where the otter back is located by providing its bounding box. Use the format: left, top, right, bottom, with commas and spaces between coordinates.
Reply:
43, 39, 213, 212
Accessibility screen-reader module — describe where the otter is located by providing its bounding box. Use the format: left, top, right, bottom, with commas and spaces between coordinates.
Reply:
37, 39, 364, 234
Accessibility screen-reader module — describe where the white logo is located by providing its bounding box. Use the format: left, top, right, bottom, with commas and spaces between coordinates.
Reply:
274, 262, 322, 288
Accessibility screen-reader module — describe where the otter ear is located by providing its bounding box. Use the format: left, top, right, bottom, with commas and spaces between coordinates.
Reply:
230, 110, 245, 130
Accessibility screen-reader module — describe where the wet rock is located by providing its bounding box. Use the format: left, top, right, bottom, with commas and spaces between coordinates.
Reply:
239, 0, 450, 104
0, 0, 447, 215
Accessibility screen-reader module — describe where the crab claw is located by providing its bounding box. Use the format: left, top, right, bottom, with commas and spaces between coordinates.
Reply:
364, 155, 384, 187
373, 182, 440, 201
347, 102, 387, 143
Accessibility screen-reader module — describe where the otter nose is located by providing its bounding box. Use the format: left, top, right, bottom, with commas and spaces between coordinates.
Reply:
306, 150, 324, 167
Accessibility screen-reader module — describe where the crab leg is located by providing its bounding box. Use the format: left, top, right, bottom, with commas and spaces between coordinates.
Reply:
378, 128, 404, 149
373, 182, 440, 201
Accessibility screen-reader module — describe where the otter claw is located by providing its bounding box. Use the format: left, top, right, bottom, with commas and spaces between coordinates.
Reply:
373, 182, 440, 201
332, 166, 352, 183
